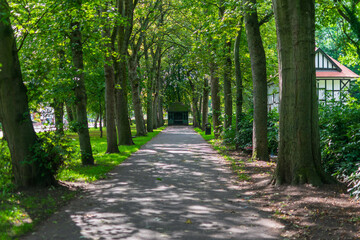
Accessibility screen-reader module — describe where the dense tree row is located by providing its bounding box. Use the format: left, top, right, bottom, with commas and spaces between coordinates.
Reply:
0, 0, 359, 187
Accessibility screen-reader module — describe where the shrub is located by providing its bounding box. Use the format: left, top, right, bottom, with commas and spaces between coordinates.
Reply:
25, 131, 74, 185
0, 140, 12, 190
319, 99, 360, 196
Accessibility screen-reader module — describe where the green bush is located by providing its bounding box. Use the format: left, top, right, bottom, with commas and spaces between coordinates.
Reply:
222, 111, 253, 149
25, 131, 73, 184
0, 140, 12, 190
222, 109, 279, 155
267, 109, 279, 155
319, 100, 360, 196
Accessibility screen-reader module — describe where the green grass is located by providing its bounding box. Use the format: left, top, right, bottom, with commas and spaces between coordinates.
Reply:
0, 126, 165, 239
195, 128, 251, 181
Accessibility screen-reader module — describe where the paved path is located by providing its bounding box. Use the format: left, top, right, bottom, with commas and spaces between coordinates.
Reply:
23, 126, 283, 240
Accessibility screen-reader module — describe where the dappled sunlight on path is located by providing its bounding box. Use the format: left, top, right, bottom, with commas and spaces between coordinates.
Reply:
23, 126, 283, 240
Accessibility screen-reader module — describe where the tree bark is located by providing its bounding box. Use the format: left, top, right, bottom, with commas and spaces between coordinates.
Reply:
115, 59, 134, 145
0, 1, 55, 187
272, 0, 332, 185
129, 59, 147, 136
94, 114, 99, 129
104, 50, 119, 152
223, 40, 233, 130
244, 0, 269, 161
144, 38, 153, 132
234, 24, 244, 134
69, 0, 94, 165
102, 11, 119, 153
66, 103, 74, 123
53, 99, 64, 135
202, 77, 210, 130
210, 61, 222, 138
114, 0, 135, 146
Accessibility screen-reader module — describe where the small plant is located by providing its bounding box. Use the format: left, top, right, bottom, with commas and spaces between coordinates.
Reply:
0, 140, 13, 191
25, 131, 73, 185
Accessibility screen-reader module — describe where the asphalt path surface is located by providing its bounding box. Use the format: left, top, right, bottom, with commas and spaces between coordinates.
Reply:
23, 126, 283, 240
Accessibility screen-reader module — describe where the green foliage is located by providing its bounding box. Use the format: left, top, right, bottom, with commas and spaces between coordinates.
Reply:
319, 100, 360, 196
224, 111, 253, 150
222, 109, 278, 155
25, 132, 73, 179
0, 140, 12, 190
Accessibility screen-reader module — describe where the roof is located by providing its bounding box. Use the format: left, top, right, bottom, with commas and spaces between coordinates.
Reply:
168, 103, 190, 112
315, 48, 359, 79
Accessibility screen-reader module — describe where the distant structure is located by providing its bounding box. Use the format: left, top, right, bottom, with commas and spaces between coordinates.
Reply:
168, 102, 190, 126
268, 48, 360, 110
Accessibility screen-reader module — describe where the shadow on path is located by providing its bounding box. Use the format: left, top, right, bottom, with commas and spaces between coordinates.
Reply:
23, 126, 283, 240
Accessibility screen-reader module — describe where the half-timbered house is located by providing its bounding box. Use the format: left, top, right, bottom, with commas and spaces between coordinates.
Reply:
268, 48, 359, 110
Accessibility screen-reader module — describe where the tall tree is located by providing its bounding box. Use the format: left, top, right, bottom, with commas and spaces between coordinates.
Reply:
0, 0, 55, 186
219, 1, 233, 130
69, 0, 94, 165
234, 22, 244, 134
202, 77, 210, 130
115, 0, 135, 145
210, 59, 222, 138
102, 2, 120, 153
272, 0, 332, 185
244, 0, 269, 161
144, 37, 154, 132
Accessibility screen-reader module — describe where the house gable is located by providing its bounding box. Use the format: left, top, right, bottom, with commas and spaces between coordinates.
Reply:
315, 48, 341, 71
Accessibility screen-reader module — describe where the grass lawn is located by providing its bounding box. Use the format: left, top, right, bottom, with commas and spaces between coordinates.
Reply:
0, 126, 165, 240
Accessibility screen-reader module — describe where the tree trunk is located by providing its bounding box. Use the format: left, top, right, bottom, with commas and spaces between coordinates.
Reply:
159, 97, 164, 126
198, 96, 202, 128
210, 62, 222, 138
223, 40, 233, 130
155, 45, 163, 128
94, 114, 99, 129
272, 0, 332, 185
129, 59, 147, 136
202, 77, 210, 130
66, 103, 74, 123
234, 25, 244, 134
53, 99, 64, 135
114, 0, 135, 145
144, 39, 153, 132
99, 99, 103, 138
244, 0, 269, 161
115, 59, 134, 145
103, 16, 119, 153
69, 0, 94, 165
0, 2, 55, 187
104, 51, 119, 153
